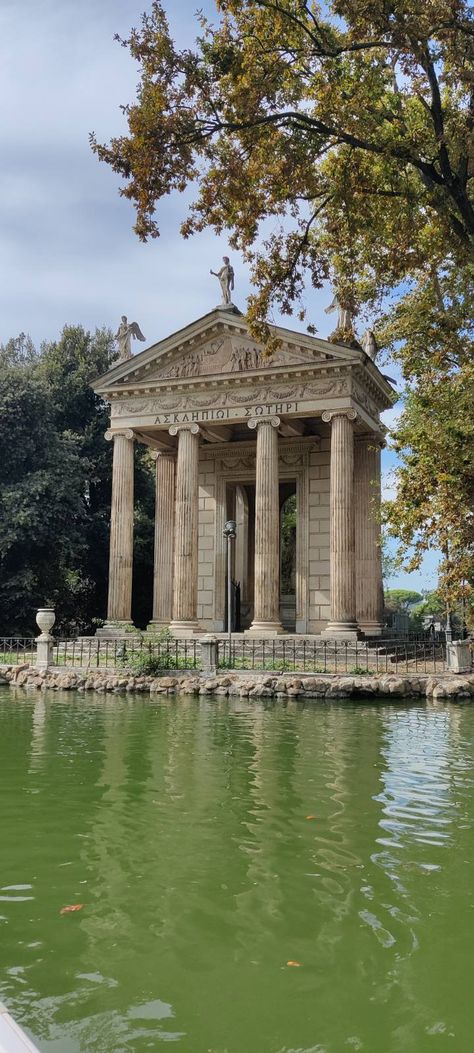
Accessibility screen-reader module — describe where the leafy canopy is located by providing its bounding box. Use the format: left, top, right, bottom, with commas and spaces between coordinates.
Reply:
91, 0, 474, 604
0, 327, 155, 635
92, 0, 473, 332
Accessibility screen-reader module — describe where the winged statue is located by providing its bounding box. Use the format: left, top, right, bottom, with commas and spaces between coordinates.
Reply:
114, 315, 146, 362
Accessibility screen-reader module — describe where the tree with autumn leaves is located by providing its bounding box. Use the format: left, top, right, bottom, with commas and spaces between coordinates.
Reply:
91, 0, 474, 615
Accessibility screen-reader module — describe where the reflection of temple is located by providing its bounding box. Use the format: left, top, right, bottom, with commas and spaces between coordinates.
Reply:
93, 306, 394, 637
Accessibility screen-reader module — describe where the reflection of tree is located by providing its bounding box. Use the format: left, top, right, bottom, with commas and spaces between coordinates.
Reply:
3, 695, 473, 1052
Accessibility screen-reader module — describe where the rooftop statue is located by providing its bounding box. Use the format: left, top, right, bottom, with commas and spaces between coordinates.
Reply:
361, 328, 379, 361
210, 256, 235, 305
115, 316, 146, 362
324, 292, 354, 333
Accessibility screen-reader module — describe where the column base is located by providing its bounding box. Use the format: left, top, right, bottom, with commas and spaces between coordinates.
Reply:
358, 621, 384, 638
321, 621, 361, 641
245, 620, 285, 637
169, 619, 204, 637
146, 620, 171, 635
96, 621, 137, 638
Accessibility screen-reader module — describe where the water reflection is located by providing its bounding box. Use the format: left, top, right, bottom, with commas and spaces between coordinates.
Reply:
0, 692, 472, 1053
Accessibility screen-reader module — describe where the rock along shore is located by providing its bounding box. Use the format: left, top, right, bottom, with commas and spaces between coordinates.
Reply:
1, 665, 473, 701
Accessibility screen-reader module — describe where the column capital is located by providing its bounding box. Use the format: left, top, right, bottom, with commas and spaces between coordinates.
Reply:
105, 428, 135, 442
354, 430, 386, 450
150, 449, 177, 461
321, 409, 357, 424
168, 423, 200, 437
247, 415, 280, 431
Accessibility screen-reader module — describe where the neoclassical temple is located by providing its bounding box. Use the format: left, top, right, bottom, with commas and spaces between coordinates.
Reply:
93, 304, 394, 638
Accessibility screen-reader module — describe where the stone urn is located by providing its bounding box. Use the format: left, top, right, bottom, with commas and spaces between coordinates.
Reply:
36, 608, 56, 637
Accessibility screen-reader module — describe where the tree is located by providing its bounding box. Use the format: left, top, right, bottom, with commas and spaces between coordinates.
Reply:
91, 0, 474, 604
385, 589, 423, 612
0, 326, 155, 635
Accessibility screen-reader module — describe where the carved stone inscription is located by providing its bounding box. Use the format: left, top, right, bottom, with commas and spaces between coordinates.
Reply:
154, 401, 299, 425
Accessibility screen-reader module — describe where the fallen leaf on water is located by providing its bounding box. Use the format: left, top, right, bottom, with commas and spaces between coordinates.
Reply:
305, 815, 317, 820
60, 904, 84, 914
286, 960, 301, 967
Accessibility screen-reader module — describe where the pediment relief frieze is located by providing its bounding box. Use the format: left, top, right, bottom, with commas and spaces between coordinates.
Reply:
115, 332, 332, 386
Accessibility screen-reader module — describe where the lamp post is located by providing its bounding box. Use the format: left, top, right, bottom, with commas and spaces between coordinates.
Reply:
223, 519, 237, 660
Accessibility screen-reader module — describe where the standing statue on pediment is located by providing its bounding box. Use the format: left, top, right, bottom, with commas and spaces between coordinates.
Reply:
210, 256, 235, 305
361, 328, 379, 361
325, 293, 353, 334
114, 316, 146, 361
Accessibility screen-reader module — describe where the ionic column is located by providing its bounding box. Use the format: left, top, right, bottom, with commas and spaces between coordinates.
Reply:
321, 410, 358, 636
246, 416, 284, 636
355, 435, 384, 636
104, 429, 135, 629
169, 424, 202, 635
149, 451, 176, 629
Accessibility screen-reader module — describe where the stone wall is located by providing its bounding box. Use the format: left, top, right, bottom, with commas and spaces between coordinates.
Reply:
2, 665, 473, 701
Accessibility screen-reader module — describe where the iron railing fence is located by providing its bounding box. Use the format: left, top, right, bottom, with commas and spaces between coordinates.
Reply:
0, 638, 36, 665
380, 629, 462, 644
218, 637, 448, 675
51, 636, 201, 671
2, 634, 469, 677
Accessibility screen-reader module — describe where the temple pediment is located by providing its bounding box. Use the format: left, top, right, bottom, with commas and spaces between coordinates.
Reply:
134, 331, 333, 382
94, 307, 376, 392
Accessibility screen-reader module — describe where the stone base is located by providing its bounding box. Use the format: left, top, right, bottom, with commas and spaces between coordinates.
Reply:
245, 620, 285, 637
320, 622, 362, 641
146, 620, 171, 635
169, 620, 204, 637
358, 621, 383, 638
96, 621, 137, 638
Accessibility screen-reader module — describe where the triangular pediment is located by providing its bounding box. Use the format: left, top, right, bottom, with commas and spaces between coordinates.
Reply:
93, 307, 386, 396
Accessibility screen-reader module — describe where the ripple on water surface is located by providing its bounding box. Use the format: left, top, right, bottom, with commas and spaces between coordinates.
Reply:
0, 690, 472, 1053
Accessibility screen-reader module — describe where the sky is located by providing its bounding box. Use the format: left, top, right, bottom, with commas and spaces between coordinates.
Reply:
0, 0, 440, 593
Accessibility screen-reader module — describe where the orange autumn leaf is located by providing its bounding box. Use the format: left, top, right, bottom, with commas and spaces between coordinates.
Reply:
60, 904, 84, 914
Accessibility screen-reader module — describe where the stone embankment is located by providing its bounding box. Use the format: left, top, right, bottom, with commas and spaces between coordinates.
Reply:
1, 665, 473, 700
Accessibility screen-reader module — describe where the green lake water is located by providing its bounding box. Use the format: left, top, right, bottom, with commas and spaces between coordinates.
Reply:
0, 689, 473, 1053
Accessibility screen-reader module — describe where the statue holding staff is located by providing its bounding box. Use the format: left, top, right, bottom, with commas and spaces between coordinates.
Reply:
210, 256, 235, 305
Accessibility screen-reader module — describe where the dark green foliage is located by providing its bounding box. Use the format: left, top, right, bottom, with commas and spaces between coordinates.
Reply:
384, 589, 423, 612
280, 494, 296, 595
0, 326, 155, 635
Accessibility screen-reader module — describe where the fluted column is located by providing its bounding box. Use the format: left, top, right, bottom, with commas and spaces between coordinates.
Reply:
246, 416, 284, 636
322, 410, 358, 636
169, 424, 202, 635
355, 435, 384, 636
148, 451, 176, 629
104, 429, 135, 627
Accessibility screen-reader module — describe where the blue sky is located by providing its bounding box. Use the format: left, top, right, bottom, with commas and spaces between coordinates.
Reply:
0, 0, 439, 592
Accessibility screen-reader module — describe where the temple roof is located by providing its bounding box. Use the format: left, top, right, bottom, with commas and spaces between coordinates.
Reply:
93, 306, 395, 414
